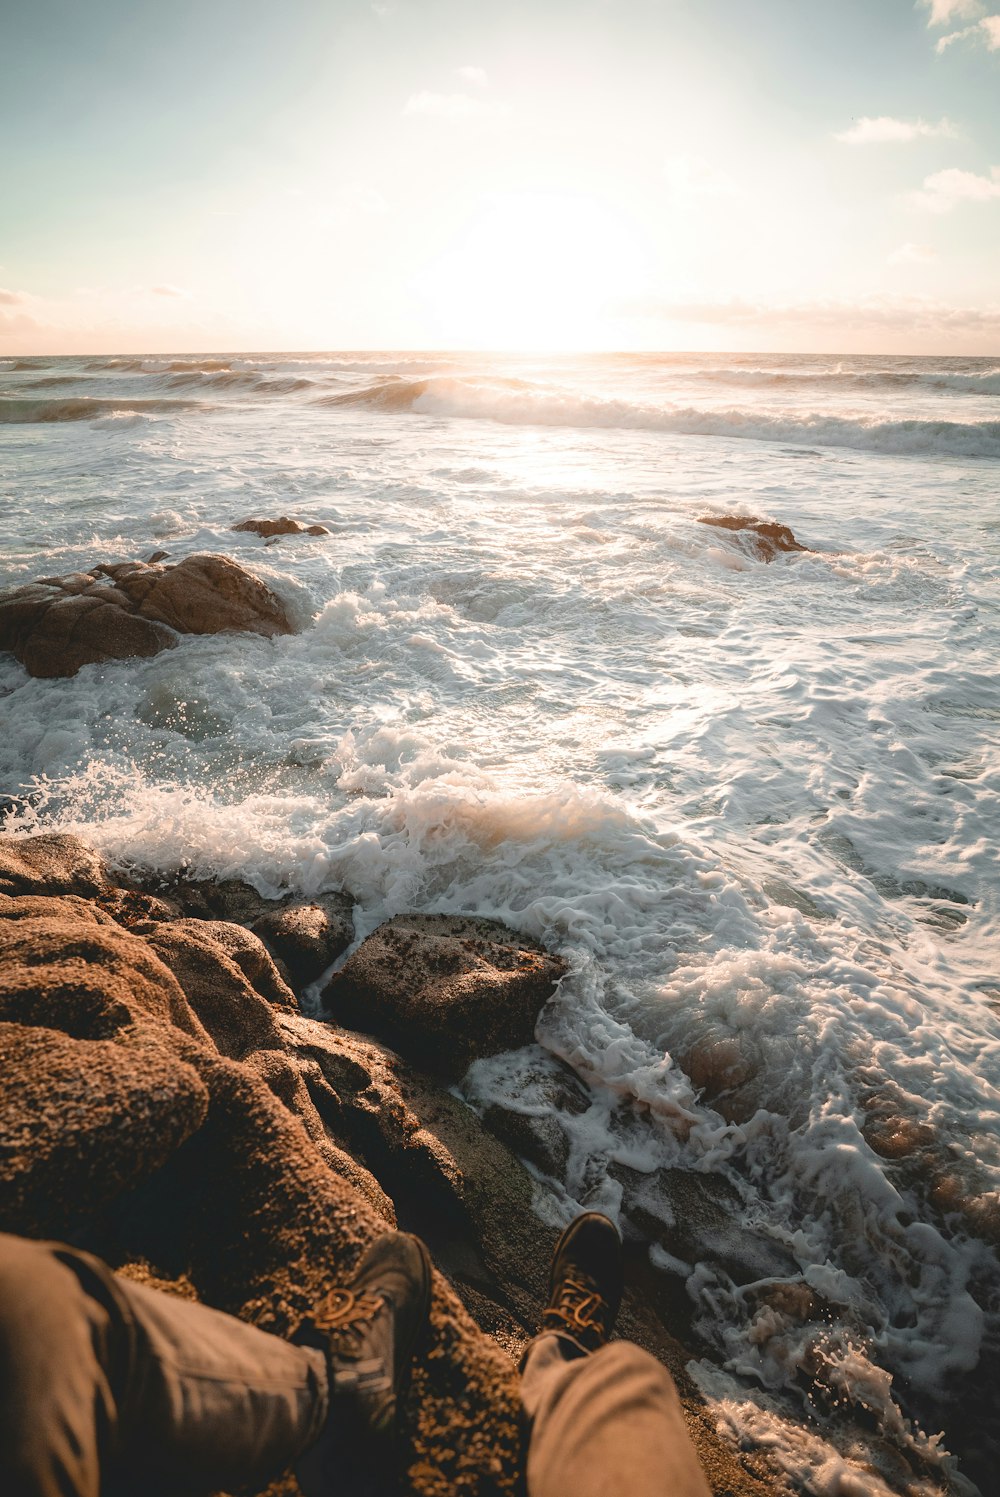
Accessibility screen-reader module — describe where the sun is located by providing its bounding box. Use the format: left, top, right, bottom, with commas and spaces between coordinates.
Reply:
411, 191, 647, 350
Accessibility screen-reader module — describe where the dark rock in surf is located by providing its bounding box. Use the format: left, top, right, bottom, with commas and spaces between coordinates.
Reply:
232, 517, 330, 538
321, 914, 567, 1078
698, 514, 809, 562
0, 553, 294, 678
251, 894, 355, 987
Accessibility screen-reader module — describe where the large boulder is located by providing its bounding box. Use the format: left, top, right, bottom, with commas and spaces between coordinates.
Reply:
321, 914, 567, 1077
698, 514, 809, 562
0, 554, 294, 678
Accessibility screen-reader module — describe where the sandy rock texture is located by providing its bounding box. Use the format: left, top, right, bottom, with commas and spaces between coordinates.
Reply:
323, 914, 567, 1077
0, 553, 294, 678
0, 835, 523, 1496
698, 515, 810, 562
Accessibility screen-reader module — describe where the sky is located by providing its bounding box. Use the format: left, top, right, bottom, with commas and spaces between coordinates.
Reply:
1, 0, 999, 354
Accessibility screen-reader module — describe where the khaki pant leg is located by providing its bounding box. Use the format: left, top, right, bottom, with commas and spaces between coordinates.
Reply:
0, 1233, 328, 1497
520, 1333, 712, 1497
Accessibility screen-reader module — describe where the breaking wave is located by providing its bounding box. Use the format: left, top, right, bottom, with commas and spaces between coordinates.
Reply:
318, 376, 1000, 458
0, 396, 203, 424
693, 366, 1000, 395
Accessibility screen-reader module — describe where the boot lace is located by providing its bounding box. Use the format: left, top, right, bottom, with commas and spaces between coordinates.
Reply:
541, 1270, 610, 1350
308, 1287, 392, 1395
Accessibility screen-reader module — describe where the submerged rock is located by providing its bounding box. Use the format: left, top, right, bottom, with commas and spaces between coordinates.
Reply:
233, 516, 330, 538
698, 514, 809, 562
0, 553, 294, 678
321, 914, 567, 1078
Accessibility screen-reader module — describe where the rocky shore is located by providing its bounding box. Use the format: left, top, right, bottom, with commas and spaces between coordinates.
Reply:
0, 829, 775, 1497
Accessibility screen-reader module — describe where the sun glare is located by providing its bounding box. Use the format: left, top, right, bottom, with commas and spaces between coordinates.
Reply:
412, 193, 647, 350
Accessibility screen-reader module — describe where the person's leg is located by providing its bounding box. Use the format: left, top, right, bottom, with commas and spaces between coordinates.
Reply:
520, 1331, 712, 1497
520, 1213, 712, 1497
0, 1231, 328, 1497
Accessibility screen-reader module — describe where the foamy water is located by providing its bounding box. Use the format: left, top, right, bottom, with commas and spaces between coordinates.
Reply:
2, 351, 999, 1495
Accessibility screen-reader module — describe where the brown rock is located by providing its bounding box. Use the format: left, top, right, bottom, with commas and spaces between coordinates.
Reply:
0, 904, 210, 1044
0, 833, 110, 898
233, 517, 330, 538
0, 880, 524, 1495
321, 914, 566, 1077
0, 553, 294, 678
252, 894, 354, 987
145, 920, 288, 1058
698, 514, 809, 562
0, 1022, 208, 1238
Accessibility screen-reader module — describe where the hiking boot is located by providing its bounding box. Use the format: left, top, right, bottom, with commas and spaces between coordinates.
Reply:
540, 1211, 623, 1353
295, 1231, 432, 1496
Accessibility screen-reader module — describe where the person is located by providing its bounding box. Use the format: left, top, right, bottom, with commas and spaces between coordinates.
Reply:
0, 1212, 712, 1497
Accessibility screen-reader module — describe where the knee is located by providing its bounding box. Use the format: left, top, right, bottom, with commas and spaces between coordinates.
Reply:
592, 1341, 683, 1410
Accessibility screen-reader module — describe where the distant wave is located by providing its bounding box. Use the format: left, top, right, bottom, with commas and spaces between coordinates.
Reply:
318, 376, 1000, 458
694, 366, 1000, 395
83, 356, 235, 374
165, 369, 315, 394
0, 397, 203, 424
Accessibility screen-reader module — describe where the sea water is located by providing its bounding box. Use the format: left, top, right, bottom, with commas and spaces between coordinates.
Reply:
2, 351, 998, 1495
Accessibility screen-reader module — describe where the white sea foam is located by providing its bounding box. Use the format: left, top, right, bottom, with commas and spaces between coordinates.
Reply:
2, 349, 998, 1495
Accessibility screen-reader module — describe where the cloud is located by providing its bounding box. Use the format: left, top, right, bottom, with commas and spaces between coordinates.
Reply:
835, 115, 957, 143
456, 66, 488, 87
663, 155, 741, 197
612, 291, 1000, 334
150, 284, 189, 298
935, 12, 1000, 49
0, 287, 26, 306
402, 90, 503, 119
888, 241, 938, 263
909, 164, 1000, 211
921, 0, 983, 25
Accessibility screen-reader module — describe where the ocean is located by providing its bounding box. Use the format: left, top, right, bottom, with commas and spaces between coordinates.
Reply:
2, 350, 998, 1495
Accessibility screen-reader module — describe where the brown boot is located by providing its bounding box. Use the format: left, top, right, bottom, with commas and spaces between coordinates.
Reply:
540, 1212, 623, 1354
295, 1231, 432, 1496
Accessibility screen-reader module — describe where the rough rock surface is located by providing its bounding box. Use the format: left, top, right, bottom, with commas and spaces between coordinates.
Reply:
322, 914, 567, 1077
698, 514, 810, 562
0, 1023, 208, 1238
233, 517, 330, 538
0, 836, 524, 1497
252, 895, 355, 987
0, 554, 294, 678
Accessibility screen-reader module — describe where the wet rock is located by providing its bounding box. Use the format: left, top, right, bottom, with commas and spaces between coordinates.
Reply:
252, 894, 354, 987
617, 1166, 799, 1286
471, 1048, 595, 1179
0, 553, 294, 678
144, 873, 283, 927
0, 1023, 208, 1238
698, 514, 809, 562
321, 914, 566, 1077
233, 516, 330, 538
